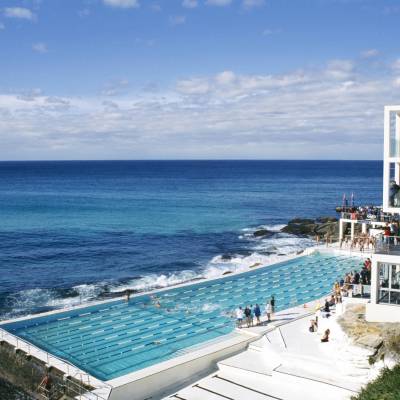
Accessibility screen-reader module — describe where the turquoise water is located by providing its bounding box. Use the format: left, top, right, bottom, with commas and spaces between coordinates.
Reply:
3, 252, 363, 381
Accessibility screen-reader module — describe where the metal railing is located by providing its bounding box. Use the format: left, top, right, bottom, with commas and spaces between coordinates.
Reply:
374, 234, 400, 255
0, 327, 112, 400
343, 283, 371, 298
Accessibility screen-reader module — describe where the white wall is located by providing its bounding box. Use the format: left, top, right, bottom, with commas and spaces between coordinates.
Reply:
368, 253, 400, 322
366, 302, 400, 323
108, 336, 255, 400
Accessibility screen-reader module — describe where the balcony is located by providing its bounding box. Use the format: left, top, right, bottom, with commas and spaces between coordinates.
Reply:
375, 236, 400, 255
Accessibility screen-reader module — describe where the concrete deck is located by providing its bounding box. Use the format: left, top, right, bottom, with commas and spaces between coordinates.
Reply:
164, 302, 376, 400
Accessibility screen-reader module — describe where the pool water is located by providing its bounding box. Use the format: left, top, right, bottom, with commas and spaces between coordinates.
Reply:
2, 253, 362, 381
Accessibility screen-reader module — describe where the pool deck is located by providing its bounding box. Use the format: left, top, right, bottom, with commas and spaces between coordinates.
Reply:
164, 299, 377, 400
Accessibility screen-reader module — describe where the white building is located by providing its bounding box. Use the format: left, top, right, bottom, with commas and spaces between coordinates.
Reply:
366, 105, 400, 322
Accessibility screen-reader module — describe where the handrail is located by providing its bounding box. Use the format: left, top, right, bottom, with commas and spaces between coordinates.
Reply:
0, 327, 112, 400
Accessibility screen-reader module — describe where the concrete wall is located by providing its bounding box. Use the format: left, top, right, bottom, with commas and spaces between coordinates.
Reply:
366, 302, 400, 323
108, 335, 255, 400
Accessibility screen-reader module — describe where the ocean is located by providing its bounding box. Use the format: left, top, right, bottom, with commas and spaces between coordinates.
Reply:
0, 160, 382, 321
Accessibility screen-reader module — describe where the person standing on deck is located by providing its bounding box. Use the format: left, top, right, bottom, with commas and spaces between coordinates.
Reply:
270, 295, 275, 314
244, 305, 252, 328
254, 304, 261, 325
235, 306, 244, 328
265, 302, 272, 322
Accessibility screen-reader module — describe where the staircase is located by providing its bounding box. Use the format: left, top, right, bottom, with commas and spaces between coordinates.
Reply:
165, 322, 370, 400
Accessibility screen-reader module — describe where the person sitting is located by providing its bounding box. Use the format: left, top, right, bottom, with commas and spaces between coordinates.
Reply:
328, 295, 335, 307
309, 319, 318, 333
321, 329, 330, 342
323, 299, 330, 313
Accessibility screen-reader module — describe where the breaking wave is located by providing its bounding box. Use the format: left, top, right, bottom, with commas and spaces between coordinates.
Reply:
1, 223, 315, 319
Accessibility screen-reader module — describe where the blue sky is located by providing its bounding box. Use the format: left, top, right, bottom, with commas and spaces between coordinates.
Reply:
1, 0, 400, 160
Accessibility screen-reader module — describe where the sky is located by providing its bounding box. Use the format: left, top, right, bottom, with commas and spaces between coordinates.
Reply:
0, 0, 400, 160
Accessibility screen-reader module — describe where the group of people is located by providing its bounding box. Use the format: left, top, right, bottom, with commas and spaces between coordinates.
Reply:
308, 297, 334, 342
309, 258, 372, 343
235, 296, 275, 328
339, 233, 376, 252
382, 221, 400, 245
331, 258, 371, 299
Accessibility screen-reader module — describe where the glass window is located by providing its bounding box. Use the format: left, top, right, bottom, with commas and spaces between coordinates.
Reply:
378, 263, 400, 306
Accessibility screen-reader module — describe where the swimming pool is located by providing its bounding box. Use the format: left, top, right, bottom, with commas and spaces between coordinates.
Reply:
2, 252, 362, 381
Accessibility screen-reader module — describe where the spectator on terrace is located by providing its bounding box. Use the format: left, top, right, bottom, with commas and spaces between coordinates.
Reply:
309, 319, 318, 333
384, 223, 391, 244
265, 302, 272, 322
270, 295, 275, 313
236, 306, 244, 328
244, 305, 252, 328
321, 329, 330, 343
323, 299, 330, 313
254, 304, 261, 325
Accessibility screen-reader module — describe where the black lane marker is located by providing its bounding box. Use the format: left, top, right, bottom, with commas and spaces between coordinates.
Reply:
213, 375, 284, 400
193, 384, 235, 400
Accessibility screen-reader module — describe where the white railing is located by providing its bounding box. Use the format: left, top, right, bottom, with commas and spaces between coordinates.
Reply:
0, 327, 112, 400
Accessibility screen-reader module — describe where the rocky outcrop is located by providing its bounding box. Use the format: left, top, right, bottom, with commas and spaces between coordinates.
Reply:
253, 229, 274, 238
338, 304, 400, 363
281, 216, 338, 238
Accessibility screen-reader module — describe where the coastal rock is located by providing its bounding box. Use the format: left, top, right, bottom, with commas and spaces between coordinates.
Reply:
253, 229, 274, 238
355, 334, 383, 350
281, 216, 339, 239
316, 216, 338, 223
281, 221, 316, 235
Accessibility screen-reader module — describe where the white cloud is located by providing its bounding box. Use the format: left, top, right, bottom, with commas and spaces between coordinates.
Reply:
206, 0, 232, 6
215, 71, 236, 85
101, 79, 130, 96
325, 59, 354, 80
32, 42, 48, 54
169, 15, 186, 26
1, 57, 398, 160
360, 49, 379, 59
242, 0, 265, 9
176, 77, 210, 94
262, 28, 281, 36
4, 7, 35, 21
103, 0, 139, 9
392, 59, 400, 71
182, 0, 198, 8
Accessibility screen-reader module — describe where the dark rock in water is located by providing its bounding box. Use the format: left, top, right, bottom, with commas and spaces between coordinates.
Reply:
281, 216, 339, 239
253, 229, 274, 238
289, 218, 315, 225
222, 270, 232, 275
220, 254, 232, 260
281, 222, 316, 235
